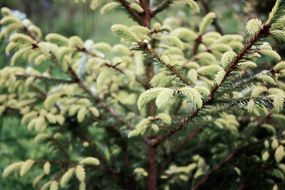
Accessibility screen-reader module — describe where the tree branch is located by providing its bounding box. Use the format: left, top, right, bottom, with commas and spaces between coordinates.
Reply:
191, 149, 236, 190
154, 23, 271, 146
49, 137, 70, 160
15, 74, 73, 84
151, 0, 172, 17
115, 0, 144, 25
192, 112, 273, 190
141, 44, 193, 86
192, 34, 203, 56
99, 101, 134, 130
160, 126, 203, 171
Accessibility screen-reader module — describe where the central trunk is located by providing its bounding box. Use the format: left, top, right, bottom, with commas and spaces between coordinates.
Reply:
147, 144, 157, 190
139, 1, 158, 190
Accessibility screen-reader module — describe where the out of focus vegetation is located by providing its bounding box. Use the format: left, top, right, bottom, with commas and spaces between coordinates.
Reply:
1, 0, 275, 40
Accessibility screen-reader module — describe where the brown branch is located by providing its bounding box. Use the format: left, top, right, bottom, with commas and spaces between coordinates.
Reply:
77, 47, 98, 57
67, 66, 96, 99
22, 25, 40, 42
192, 34, 203, 56
15, 74, 73, 84
104, 63, 125, 74
115, 0, 144, 25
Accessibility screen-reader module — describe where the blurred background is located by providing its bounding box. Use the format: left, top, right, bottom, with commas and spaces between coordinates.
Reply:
0, 0, 276, 42
0, 0, 277, 189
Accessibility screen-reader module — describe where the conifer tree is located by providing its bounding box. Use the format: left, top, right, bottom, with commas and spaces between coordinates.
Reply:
1, 0, 285, 189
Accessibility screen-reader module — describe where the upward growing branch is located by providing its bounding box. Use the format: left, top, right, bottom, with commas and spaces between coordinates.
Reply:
139, 43, 193, 86
154, 22, 271, 146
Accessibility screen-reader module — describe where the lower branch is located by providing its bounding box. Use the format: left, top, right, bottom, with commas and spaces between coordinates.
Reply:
191, 150, 236, 190
161, 126, 203, 171
192, 111, 273, 190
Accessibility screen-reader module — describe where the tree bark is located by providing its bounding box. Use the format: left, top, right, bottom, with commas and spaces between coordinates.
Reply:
147, 143, 158, 190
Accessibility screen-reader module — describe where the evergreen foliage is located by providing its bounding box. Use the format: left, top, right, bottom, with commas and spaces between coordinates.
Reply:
1, 0, 285, 189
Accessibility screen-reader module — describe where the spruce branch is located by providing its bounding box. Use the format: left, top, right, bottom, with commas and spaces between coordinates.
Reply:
154, 22, 271, 146
217, 72, 261, 96
20, 26, 134, 131
223, 24, 270, 79
67, 66, 135, 130
78, 46, 147, 88
52, 46, 136, 135
20, 17, 145, 91
17, 25, 135, 135
140, 43, 193, 86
